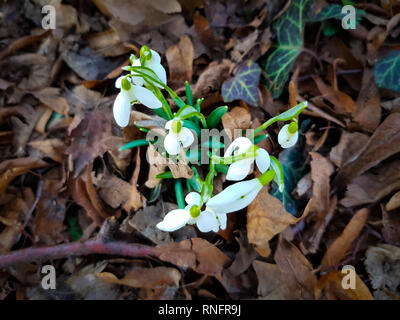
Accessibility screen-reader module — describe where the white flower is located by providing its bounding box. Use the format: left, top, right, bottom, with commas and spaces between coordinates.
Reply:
206, 178, 264, 214
224, 137, 270, 181
113, 76, 162, 127
156, 192, 225, 233
164, 119, 194, 155
278, 123, 299, 148
131, 48, 167, 87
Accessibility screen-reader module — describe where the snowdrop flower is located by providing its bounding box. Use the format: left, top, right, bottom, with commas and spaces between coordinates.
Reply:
224, 137, 270, 181
113, 76, 162, 127
164, 119, 194, 155
130, 46, 167, 87
206, 179, 263, 214
156, 192, 226, 233
278, 122, 299, 148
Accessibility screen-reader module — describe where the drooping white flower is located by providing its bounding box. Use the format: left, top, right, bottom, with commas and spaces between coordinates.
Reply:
130, 47, 167, 87
113, 76, 162, 127
278, 122, 299, 148
164, 119, 194, 155
224, 137, 270, 181
156, 192, 225, 233
206, 178, 264, 214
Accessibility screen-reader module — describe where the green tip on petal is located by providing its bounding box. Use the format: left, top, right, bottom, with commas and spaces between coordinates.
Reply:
171, 120, 182, 134
121, 78, 131, 91
140, 46, 152, 60
190, 205, 201, 218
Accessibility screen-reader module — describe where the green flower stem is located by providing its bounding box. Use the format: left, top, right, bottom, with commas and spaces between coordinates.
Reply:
253, 101, 308, 135
151, 85, 173, 120
175, 179, 185, 209
119, 139, 149, 151
215, 164, 229, 175
210, 146, 258, 164
254, 133, 269, 144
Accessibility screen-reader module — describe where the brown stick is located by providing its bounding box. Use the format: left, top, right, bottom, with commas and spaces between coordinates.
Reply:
0, 240, 156, 268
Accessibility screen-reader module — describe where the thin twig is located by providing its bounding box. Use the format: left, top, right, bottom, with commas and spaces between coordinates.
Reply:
0, 240, 155, 269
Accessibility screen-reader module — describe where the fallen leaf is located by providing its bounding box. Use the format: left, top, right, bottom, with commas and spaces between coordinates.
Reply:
28, 138, 67, 163
154, 237, 231, 278
341, 160, 400, 207
320, 209, 369, 272
253, 260, 296, 299
381, 205, 400, 244
334, 113, 400, 189
97, 266, 180, 289
329, 131, 369, 168
222, 106, 251, 139
386, 191, 400, 211
309, 152, 335, 215
87, 28, 130, 57
365, 244, 400, 300
31, 87, 70, 115
247, 187, 308, 257
166, 35, 194, 88
315, 270, 374, 300
66, 111, 113, 177
274, 239, 317, 300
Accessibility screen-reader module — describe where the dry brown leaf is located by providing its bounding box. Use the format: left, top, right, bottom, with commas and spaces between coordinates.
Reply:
31, 87, 70, 115
87, 29, 130, 57
312, 76, 356, 114
341, 160, 400, 207
166, 35, 194, 88
329, 131, 369, 168
154, 237, 231, 278
274, 239, 317, 300
334, 113, 400, 189
247, 187, 309, 257
122, 149, 145, 212
222, 106, 251, 139
97, 266, 181, 289
252, 260, 296, 299
386, 191, 400, 211
320, 209, 369, 272
309, 152, 335, 215
0, 31, 50, 59
365, 244, 400, 300
315, 270, 374, 300
28, 138, 67, 163
66, 112, 113, 177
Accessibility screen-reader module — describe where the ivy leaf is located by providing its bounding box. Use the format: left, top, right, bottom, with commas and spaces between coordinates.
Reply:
374, 51, 400, 94
222, 60, 261, 107
271, 145, 306, 216
264, 0, 313, 98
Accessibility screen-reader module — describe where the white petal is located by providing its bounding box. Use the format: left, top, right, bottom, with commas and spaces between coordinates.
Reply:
156, 209, 191, 232
256, 148, 271, 173
226, 159, 252, 181
130, 85, 162, 109
178, 127, 194, 148
224, 137, 253, 157
115, 76, 124, 89
185, 192, 201, 206
278, 124, 299, 148
216, 212, 227, 230
150, 49, 161, 64
130, 59, 144, 86
206, 179, 262, 212
196, 211, 219, 233
165, 120, 173, 130
113, 91, 131, 127
149, 61, 167, 85
164, 132, 181, 155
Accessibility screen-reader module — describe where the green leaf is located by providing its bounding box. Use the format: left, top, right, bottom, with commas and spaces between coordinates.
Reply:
66, 211, 82, 242
374, 51, 400, 95
264, 0, 313, 98
118, 139, 149, 151
271, 145, 306, 216
222, 60, 261, 107
206, 106, 228, 129
322, 21, 339, 37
